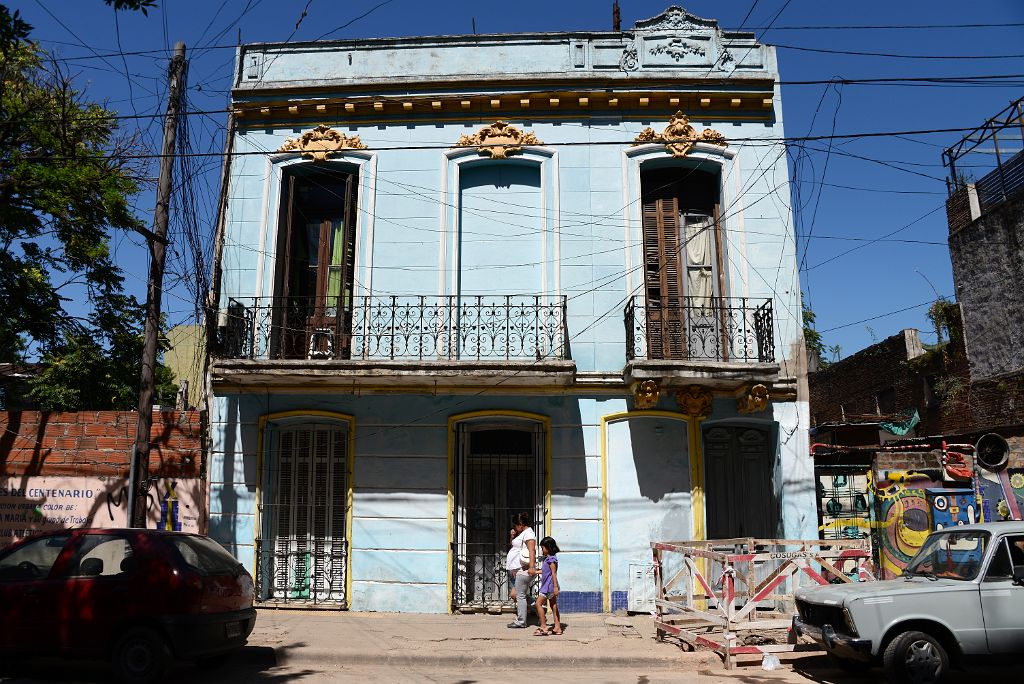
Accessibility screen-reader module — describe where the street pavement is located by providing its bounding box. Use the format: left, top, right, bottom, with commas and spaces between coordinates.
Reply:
4, 610, 1024, 682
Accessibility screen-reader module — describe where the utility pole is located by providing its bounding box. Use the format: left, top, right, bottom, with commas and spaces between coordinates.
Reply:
131, 42, 186, 528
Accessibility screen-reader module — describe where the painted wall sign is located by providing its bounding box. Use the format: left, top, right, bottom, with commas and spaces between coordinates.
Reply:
0, 476, 204, 548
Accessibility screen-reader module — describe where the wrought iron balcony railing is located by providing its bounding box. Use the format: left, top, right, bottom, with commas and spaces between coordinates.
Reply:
625, 296, 775, 363
216, 295, 569, 361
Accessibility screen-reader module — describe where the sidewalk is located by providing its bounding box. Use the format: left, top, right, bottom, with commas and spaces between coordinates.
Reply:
248, 609, 721, 671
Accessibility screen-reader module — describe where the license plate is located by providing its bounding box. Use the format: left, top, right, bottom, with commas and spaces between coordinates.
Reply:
225, 621, 242, 638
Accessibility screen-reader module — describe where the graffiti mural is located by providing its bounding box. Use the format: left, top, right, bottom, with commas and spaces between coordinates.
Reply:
926, 488, 977, 529
870, 471, 941, 580
817, 470, 872, 540
977, 469, 1024, 522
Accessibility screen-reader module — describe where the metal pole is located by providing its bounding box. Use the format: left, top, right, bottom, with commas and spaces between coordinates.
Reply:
131, 42, 186, 528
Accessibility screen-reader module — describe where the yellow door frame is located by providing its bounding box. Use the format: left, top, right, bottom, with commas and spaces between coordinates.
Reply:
600, 410, 706, 613
446, 409, 552, 613
255, 410, 356, 606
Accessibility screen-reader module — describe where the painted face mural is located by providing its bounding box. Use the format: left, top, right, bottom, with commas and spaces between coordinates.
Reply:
871, 471, 940, 580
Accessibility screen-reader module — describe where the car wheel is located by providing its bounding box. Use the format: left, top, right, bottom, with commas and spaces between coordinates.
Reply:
830, 655, 871, 673
112, 627, 170, 684
883, 630, 948, 684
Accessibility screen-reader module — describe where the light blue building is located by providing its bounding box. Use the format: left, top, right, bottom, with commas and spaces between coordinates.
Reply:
208, 6, 813, 614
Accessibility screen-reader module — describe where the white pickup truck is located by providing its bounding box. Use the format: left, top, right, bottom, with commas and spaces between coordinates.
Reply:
793, 521, 1024, 684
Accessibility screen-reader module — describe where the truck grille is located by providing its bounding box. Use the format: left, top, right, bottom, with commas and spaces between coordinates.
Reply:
796, 599, 847, 631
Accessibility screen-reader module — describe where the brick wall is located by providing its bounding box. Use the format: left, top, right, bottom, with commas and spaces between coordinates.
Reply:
809, 329, 925, 425
809, 308, 1024, 439
0, 410, 203, 478
874, 450, 945, 474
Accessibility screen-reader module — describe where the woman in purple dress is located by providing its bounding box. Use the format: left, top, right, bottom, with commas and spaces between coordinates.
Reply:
530, 536, 561, 635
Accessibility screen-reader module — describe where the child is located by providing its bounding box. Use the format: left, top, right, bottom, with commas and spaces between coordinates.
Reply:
530, 536, 561, 636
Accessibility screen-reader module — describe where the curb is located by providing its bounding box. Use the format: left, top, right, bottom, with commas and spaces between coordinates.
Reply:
273, 646, 719, 670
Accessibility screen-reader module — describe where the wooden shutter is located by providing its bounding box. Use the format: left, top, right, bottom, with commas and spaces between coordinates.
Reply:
641, 186, 685, 359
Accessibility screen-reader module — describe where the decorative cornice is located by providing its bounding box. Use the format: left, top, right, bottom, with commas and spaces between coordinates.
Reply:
634, 6, 719, 32
675, 385, 712, 417
736, 383, 770, 414
633, 111, 727, 157
651, 38, 706, 61
633, 380, 660, 409
276, 124, 366, 161
455, 121, 542, 159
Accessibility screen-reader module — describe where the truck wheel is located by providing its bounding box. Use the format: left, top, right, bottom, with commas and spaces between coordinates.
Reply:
883, 630, 948, 684
112, 627, 170, 684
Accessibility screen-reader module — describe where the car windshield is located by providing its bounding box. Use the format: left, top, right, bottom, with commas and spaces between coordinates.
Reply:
164, 536, 242, 576
905, 530, 989, 581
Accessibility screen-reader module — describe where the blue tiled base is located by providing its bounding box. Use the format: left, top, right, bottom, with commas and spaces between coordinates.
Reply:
556, 591, 603, 613
533, 590, 631, 613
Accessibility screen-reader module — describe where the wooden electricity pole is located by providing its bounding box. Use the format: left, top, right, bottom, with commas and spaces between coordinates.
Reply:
131, 42, 186, 528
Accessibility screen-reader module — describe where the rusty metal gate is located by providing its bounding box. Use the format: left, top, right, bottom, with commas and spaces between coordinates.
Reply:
452, 420, 546, 611
257, 422, 348, 606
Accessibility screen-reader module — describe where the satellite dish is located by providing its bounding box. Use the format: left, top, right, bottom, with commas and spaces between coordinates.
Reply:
975, 433, 1009, 472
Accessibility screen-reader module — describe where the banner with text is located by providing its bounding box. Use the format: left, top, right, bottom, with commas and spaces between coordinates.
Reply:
0, 476, 204, 547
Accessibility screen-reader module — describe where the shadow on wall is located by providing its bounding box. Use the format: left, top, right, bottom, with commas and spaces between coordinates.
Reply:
627, 417, 690, 504
209, 395, 241, 558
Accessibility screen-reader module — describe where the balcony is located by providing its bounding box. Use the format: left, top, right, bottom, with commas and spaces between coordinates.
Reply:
623, 296, 780, 388
211, 295, 574, 389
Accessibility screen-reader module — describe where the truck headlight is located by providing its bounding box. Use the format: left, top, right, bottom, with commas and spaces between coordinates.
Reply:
843, 607, 858, 636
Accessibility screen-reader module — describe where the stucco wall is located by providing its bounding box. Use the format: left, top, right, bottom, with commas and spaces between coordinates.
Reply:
949, 189, 1024, 381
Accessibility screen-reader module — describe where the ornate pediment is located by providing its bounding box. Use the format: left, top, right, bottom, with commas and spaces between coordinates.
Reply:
455, 121, 542, 159
675, 385, 712, 418
633, 111, 727, 157
736, 384, 770, 414
634, 6, 719, 32
632, 380, 661, 409
277, 124, 366, 161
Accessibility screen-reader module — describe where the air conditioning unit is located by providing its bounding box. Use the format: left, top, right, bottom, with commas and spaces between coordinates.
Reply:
627, 562, 656, 613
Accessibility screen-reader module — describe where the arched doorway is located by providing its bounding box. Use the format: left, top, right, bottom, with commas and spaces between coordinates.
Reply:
451, 415, 547, 611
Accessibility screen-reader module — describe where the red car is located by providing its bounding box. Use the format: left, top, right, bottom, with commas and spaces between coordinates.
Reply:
0, 529, 256, 682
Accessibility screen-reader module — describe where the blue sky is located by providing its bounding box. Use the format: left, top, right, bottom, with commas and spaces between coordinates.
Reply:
9, 0, 1024, 359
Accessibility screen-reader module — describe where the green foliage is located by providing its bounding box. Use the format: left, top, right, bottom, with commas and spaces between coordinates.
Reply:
803, 303, 840, 368
105, 0, 158, 13
1, 7, 175, 410
28, 331, 177, 411
933, 375, 966, 407
926, 298, 958, 345
0, 7, 31, 47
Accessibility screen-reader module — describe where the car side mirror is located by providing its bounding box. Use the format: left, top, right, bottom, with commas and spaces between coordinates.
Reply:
1012, 565, 1024, 587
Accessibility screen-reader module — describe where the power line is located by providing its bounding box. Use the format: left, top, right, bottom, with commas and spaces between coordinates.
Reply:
804, 205, 946, 272
772, 43, 1024, 60
760, 21, 1024, 31
14, 122, 1016, 163
819, 299, 947, 333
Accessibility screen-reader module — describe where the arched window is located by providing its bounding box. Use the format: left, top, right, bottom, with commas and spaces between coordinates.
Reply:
640, 165, 725, 359
272, 163, 359, 359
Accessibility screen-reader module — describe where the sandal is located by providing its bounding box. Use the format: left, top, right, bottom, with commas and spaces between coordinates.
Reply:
532, 628, 550, 636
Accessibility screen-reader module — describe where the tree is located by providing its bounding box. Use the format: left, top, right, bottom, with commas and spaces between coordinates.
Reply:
1, 5, 176, 409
